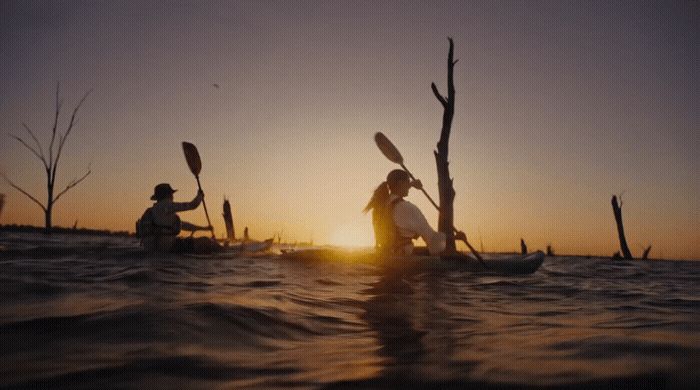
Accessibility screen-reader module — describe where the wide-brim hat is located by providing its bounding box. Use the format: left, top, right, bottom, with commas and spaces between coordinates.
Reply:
151, 183, 177, 200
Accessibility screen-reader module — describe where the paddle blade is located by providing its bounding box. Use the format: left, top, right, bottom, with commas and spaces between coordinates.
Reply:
182, 142, 202, 176
374, 132, 404, 165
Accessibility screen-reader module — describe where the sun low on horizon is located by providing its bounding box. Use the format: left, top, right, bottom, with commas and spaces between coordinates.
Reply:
329, 219, 375, 248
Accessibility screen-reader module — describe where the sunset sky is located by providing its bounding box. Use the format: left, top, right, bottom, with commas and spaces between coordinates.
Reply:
0, 1, 697, 259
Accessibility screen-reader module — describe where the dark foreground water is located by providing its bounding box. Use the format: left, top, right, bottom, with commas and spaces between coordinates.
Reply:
0, 234, 698, 389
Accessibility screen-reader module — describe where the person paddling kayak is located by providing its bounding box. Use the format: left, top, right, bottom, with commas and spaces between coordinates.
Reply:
364, 169, 467, 256
136, 183, 221, 253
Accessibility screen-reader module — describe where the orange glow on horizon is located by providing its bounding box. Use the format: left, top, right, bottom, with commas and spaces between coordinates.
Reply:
329, 220, 375, 248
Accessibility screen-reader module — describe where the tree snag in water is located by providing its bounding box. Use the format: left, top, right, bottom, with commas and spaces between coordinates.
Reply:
432, 38, 459, 254
223, 197, 235, 242
1, 82, 92, 234
546, 244, 554, 256
611, 195, 633, 260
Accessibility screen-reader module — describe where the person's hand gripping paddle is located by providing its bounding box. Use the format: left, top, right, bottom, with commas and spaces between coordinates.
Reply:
182, 142, 215, 239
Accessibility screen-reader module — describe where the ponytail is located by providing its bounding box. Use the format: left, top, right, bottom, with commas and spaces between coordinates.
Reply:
363, 181, 390, 214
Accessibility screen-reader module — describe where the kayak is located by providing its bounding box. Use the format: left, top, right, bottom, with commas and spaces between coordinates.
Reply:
399, 251, 545, 275
279, 249, 545, 275
182, 238, 274, 259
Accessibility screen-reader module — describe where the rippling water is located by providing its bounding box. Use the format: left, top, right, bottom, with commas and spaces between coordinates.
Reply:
1, 233, 698, 389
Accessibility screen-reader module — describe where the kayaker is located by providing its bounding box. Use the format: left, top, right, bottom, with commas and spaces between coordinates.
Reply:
364, 169, 467, 256
136, 183, 221, 253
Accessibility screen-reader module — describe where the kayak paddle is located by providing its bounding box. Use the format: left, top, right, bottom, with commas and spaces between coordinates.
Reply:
374, 132, 486, 266
182, 142, 215, 239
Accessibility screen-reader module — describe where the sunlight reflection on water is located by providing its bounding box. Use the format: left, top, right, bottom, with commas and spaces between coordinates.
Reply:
0, 236, 698, 388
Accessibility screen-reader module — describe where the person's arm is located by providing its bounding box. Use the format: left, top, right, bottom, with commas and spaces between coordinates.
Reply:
181, 221, 213, 232
170, 190, 204, 212
394, 202, 446, 255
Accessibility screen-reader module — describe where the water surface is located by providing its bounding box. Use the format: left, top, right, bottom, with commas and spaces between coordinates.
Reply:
1, 233, 698, 389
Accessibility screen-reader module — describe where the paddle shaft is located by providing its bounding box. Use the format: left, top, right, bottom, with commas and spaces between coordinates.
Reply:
398, 164, 486, 264
195, 175, 215, 239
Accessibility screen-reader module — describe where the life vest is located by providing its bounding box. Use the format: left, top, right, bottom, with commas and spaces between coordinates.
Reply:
373, 198, 416, 256
135, 207, 181, 238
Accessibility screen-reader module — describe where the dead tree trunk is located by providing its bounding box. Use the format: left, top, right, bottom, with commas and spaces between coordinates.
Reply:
520, 238, 528, 254
432, 38, 459, 254
45, 196, 53, 235
642, 246, 652, 260
223, 197, 235, 241
611, 195, 633, 260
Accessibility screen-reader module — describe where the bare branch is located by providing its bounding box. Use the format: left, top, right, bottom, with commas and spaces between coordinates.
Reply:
21, 123, 47, 164
431, 82, 447, 107
617, 191, 626, 207
9, 134, 45, 163
446, 38, 455, 100
52, 88, 92, 185
54, 89, 92, 178
0, 172, 46, 211
53, 167, 91, 204
452, 59, 459, 66
49, 82, 63, 167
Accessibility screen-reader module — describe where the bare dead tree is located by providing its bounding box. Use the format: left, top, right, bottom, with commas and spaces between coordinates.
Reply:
611, 194, 633, 260
642, 245, 652, 260
520, 238, 528, 254
1, 82, 92, 234
431, 37, 459, 253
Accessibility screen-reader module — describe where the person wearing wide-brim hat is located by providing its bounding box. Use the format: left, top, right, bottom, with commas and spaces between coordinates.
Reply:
150, 183, 178, 201
137, 183, 219, 253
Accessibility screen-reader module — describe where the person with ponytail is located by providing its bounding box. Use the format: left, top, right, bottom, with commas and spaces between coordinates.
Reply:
364, 169, 466, 256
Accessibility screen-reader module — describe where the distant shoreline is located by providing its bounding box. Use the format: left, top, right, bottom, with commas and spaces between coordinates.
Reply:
0, 225, 694, 261
0, 224, 133, 237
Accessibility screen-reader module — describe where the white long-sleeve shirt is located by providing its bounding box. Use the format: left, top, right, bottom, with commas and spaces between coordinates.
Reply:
389, 194, 446, 255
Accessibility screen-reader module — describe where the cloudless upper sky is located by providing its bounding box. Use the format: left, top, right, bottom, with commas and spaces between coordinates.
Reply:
1, 0, 697, 259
